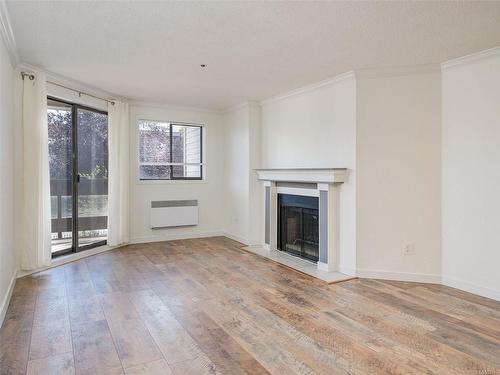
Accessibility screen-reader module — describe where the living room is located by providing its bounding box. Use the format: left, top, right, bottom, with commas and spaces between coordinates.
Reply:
0, 1, 499, 374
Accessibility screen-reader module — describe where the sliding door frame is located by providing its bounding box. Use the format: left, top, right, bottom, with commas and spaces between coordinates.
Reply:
48, 96, 108, 257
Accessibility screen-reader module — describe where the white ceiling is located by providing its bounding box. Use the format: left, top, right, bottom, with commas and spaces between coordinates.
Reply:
6, 1, 500, 110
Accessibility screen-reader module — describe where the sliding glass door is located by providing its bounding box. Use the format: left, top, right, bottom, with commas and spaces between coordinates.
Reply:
48, 97, 108, 256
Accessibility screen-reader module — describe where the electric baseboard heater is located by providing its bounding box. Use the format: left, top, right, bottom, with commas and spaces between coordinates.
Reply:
150, 200, 198, 228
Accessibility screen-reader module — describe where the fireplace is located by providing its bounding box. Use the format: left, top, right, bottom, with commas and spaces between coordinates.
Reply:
278, 194, 319, 262
256, 168, 348, 275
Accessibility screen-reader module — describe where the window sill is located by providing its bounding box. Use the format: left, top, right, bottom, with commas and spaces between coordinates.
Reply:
136, 179, 208, 185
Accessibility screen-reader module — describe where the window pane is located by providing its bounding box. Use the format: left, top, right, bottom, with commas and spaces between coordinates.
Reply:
140, 165, 171, 180
172, 125, 201, 164
61, 196, 72, 218
47, 98, 73, 253
77, 108, 108, 248
139, 120, 171, 163
78, 195, 108, 217
172, 164, 202, 179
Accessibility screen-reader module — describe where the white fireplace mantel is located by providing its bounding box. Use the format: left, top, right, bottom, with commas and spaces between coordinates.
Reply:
255, 168, 348, 184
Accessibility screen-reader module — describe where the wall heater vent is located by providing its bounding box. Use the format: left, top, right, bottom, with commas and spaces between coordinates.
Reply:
150, 200, 198, 228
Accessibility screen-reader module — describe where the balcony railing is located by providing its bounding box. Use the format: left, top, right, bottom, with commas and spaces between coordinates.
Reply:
50, 178, 108, 240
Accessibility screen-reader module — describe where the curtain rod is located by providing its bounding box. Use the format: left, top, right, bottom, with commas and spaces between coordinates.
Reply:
21, 71, 115, 105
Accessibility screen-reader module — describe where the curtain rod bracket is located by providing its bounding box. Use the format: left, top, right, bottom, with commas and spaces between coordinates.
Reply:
21, 72, 35, 81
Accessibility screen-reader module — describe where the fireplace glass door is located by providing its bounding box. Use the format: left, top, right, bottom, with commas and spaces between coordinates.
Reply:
278, 194, 319, 262
302, 208, 319, 260
282, 206, 302, 257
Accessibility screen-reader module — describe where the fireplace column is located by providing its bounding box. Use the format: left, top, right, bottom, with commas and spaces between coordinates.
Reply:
317, 183, 340, 272
263, 180, 277, 251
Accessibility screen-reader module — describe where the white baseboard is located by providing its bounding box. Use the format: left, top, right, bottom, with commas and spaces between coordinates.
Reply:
221, 232, 252, 246
0, 271, 17, 328
356, 268, 441, 284
17, 244, 122, 278
442, 275, 500, 302
129, 231, 225, 245
338, 265, 356, 277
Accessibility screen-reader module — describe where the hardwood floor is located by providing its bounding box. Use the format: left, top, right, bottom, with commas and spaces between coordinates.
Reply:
1, 237, 499, 374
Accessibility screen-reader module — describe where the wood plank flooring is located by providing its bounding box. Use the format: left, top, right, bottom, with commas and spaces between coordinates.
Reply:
1, 237, 499, 374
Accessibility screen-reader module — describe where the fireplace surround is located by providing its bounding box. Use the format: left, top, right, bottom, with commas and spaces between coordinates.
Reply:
254, 168, 348, 278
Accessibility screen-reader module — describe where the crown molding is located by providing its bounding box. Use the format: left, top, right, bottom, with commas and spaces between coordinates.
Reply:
0, 0, 18, 66
128, 99, 223, 115
355, 63, 441, 80
260, 71, 355, 106
441, 46, 500, 70
223, 100, 260, 114
257, 63, 443, 108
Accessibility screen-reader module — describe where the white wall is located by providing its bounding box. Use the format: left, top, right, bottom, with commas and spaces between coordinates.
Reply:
223, 105, 250, 243
223, 102, 262, 245
0, 37, 17, 323
129, 104, 226, 243
442, 50, 500, 300
247, 104, 263, 244
356, 70, 442, 282
260, 74, 357, 273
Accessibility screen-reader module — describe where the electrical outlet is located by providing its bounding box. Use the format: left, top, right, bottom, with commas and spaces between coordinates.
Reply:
404, 243, 415, 255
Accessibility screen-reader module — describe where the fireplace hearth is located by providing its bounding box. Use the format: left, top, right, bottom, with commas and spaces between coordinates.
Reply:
278, 194, 319, 262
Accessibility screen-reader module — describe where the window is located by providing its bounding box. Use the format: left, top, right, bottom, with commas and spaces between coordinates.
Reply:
138, 120, 203, 180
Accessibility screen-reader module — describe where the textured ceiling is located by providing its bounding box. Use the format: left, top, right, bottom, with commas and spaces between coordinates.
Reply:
6, 1, 500, 109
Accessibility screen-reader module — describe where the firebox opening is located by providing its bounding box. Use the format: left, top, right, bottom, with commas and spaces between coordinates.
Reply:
277, 194, 319, 262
